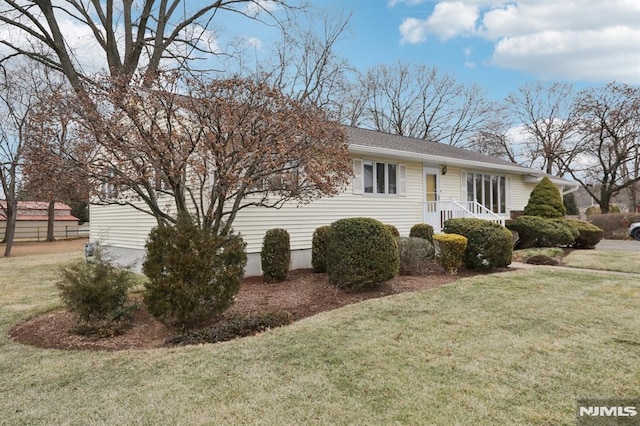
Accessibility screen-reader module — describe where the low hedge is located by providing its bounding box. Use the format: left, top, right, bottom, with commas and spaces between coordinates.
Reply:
442, 218, 512, 270
588, 213, 640, 239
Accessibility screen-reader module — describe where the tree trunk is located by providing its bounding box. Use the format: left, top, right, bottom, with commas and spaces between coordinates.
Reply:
599, 188, 612, 214
3, 202, 17, 257
46, 200, 56, 242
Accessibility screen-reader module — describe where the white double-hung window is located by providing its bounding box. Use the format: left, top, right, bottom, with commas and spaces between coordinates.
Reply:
353, 159, 406, 196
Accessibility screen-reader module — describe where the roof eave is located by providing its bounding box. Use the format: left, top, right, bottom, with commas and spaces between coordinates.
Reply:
349, 144, 537, 175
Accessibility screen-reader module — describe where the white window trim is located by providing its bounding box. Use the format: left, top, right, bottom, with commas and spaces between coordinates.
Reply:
353, 159, 406, 197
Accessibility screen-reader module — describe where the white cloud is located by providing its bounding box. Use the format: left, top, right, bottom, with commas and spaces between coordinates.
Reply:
399, 18, 430, 44
397, 0, 640, 83
399, 1, 478, 43
246, 0, 280, 17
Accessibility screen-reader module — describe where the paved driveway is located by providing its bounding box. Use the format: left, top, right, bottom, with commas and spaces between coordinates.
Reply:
595, 239, 640, 251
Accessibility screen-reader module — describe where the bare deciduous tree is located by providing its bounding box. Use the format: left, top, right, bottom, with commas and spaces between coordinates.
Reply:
23, 85, 92, 241
563, 82, 640, 213
355, 62, 494, 147
0, 0, 299, 91
504, 82, 583, 177
0, 65, 53, 255
69, 74, 352, 233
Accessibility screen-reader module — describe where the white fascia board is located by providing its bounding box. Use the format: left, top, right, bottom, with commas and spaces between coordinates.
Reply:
522, 174, 579, 190
349, 144, 537, 175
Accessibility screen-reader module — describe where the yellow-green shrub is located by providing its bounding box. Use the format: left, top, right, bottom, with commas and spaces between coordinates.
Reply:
433, 234, 467, 275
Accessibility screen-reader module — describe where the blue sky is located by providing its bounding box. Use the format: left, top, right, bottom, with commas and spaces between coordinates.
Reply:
2, 0, 636, 102
240, 0, 640, 101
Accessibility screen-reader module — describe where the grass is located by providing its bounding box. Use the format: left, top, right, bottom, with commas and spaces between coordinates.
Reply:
2, 249, 640, 424
563, 249, 640, 274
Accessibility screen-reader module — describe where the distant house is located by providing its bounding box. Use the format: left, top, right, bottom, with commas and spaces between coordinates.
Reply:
0, 201, 81, 241
90, 126, 578, 275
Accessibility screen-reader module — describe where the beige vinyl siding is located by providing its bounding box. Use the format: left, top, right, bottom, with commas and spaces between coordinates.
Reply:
510, 177, 538, 211
438, 166, 462, 201
90, 158, 425, 254
90, 202, 160, 250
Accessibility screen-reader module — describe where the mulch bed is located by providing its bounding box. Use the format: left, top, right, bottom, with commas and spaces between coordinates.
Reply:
9, 263, 493, 352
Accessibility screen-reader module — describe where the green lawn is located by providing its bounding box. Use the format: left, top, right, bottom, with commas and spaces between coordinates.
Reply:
563, 249, 640, 274
2, 249, 640, 425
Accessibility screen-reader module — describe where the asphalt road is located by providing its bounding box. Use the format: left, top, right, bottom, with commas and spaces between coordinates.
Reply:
595, 239, 640, 251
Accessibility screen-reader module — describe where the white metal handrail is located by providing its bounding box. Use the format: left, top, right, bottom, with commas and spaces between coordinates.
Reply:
423, 200, 505, 232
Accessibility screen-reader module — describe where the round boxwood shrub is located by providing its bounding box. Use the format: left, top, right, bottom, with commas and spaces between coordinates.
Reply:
261, 228, 290, 283
506, 216, 576, 249
142, 216, 247, 330
311, 225, 332, 273
397, 236, 435, 275
385, 224, 400, 237
326, 217, 399, 290
409, 223, 434, 243
524, 177, 566, 218
433, 233, 467, 274
442, 218, 513, 270
565, 219, 604, 249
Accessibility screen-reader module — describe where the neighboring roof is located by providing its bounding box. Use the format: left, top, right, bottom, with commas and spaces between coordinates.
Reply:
345, 126, 577, 188
0, 201, 79, 222
0, 201, 72, 211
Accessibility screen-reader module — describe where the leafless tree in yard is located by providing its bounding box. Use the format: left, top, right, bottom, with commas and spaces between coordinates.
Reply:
23, 84, 92, 241
355, 62, 494, 147
70, 73, 353, 233
562, 82, 640, 213
504, 82, 583, 177
0, 65, 54, 255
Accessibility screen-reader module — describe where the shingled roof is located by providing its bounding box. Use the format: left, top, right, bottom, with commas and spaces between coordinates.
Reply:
345, 126, 526, 169
344, 126, 576, 187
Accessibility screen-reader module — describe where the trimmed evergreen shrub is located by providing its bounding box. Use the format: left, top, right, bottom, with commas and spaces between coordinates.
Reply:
409, 223, 434, 243
261, 228, 290, 283
397, 236, 435, 275
326, 217, 399, 290
563, 192, 579, 216
385, 224, 401, 237
565, 219, 604, 249
57, 249, 136, 336
311, 225, 332, 273
433, 234, 467, 274
524, 177, 566, 218
142, 215, 247, 330
506, 216, 576, 249
442, 218, 512, 270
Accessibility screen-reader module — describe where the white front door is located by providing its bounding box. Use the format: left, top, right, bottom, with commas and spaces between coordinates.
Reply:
423, 167, 440, 230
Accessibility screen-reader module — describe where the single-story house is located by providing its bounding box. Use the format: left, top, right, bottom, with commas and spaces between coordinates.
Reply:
0, 201, 81, 241
90, 126, 578, 275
